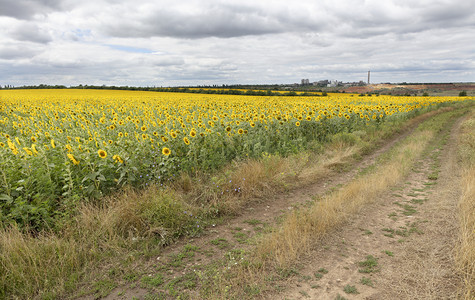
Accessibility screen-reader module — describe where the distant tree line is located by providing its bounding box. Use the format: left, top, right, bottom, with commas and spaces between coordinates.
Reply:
0, 84, 328, 97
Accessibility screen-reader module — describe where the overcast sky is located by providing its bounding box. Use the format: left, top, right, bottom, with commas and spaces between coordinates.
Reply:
1, 0, 474, 87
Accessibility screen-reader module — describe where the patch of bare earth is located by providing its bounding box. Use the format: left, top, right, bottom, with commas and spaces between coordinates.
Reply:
272, 117, 465, 300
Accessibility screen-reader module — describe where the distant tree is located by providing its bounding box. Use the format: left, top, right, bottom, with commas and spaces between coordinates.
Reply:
459, 91, 467, 96
422, 92, 429, 96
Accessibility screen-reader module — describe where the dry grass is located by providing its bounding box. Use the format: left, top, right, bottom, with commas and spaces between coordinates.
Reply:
0, 226, 90, 298
0, 187, 198, 299
456, 113, 475, 300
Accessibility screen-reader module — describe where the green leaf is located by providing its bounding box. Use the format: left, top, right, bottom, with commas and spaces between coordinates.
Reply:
0, 194, 13, 202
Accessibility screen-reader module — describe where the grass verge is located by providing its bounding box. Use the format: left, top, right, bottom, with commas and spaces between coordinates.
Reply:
456, 109, 475, 300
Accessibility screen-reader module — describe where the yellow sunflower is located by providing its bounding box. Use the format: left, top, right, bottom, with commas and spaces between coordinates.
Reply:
98, 149, 107, 159
162, 147, 171, 156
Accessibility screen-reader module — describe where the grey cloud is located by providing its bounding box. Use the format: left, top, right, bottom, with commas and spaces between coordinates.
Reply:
0, 0, 64, 19
0, 44, 41, 60
98, 0, 475, 41
11, 23, 52, 43
100, 2, 331, 39
331, 1, 475, 39
104, 5, 283, 38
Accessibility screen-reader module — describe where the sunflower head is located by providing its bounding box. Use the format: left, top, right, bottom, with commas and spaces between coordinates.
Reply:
162, 147, 171, 156
98, 149, 107, 159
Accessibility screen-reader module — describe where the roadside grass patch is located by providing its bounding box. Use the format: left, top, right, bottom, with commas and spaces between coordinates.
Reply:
299, 290, 310, 298
455, 109, 475, 299
244, 219, 264, 226
359, 228, 373, 235
168, 244, 199, 268
343, 284, 359, 294
317, 268, 329, 274
233, 231, 249, 244
141, 273, 164, 287
411, 198, 425, 204
358, 255, 379, 273
360, 277, 374, 287
210, 238, 231, 249
396, 203, 418, 216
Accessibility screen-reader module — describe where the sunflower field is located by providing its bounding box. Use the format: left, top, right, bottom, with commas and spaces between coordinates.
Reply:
0, 89, 467, 228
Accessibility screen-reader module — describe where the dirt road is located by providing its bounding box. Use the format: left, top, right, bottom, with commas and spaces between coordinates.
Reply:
272, 116, 465, 299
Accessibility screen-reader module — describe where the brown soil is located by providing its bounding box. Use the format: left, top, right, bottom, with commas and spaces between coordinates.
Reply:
94, 111, 464, 300
343, 83, 475, 94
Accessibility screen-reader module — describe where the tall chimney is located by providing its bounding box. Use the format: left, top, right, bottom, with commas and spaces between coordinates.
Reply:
367, 71, 370, 84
